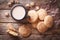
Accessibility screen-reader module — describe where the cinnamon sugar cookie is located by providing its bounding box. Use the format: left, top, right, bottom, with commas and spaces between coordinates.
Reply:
30, 2, 35, 7
18, 25, 31, 37
37, 22, 48, 33
37, 9, 47, 20
28, 10, 38, 23
44, 15, 53, 28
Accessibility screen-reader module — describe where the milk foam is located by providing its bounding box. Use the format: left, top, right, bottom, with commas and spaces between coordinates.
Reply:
12, 6, 26, 20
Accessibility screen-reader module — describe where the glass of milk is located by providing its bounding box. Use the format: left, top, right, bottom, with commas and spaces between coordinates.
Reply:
11, 4, 28, 23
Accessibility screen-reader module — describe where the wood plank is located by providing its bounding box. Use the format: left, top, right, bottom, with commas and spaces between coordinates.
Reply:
0, 3, 60, 35
0, 9, 60, 35
0, 0, 60, 40
0, 0, 10, 10
0, 34, 60, 40
0, 10, 31, 23
1, 23, 60, 40
0, 23, 60, 35
0, 10, 16, 22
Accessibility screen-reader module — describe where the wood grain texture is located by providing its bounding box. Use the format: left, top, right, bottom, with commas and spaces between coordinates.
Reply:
0, 23, 60, 35
0, 34, 60, 40
0, 10, 16, 22
0, 23, 60, 40
0, 0, 60, 40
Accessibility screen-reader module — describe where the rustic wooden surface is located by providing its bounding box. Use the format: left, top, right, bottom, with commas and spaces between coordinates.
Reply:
0, 0, 60, 40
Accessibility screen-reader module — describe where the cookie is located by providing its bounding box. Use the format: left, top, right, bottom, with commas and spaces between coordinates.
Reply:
35, 6, 40, 11
25, 3, 30, 10
18, 25, 31, 37
7, 29, 18, 36
37, 22, 48, 33
30, 2, 35, 7
7, 23, 16, 31
37, 9, 48, 20
27, 10, 38, 23
25, 3, 30, 7
7, 0, 14, 7
44, 15, 53, 28
5, 12, 9, 17
7, 2, 12, 7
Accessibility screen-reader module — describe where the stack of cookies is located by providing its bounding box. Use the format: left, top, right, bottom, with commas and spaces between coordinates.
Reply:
6, 23, 18, 36
27, 8, 53, 33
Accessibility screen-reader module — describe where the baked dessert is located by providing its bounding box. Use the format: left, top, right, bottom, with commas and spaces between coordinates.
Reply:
27, 10, 38, 23
37, 9, 48, 20
7, 23, 16, 31
18, 25, 31, 37
7, 29, 18, 36
44, 15, 53, 28
37, 22, 48, 33
30, 2, 35, 7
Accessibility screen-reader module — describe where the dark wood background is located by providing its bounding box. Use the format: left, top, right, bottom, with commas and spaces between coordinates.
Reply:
0, 0, 60, 40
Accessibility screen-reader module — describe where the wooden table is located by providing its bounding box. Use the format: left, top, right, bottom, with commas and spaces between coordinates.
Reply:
0, 0, 60, 40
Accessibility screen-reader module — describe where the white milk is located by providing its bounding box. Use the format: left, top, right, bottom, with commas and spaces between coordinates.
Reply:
12, 6, 26, 20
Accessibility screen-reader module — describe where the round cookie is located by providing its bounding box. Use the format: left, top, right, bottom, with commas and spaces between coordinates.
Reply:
37, 9, 48, 20
18, 25, 31, 37
37, 22, 48, 33
44, 15, 53, 28
27, 10, 38, 23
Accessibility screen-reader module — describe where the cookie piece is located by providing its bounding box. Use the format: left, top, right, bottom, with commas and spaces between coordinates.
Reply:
5, 12, 9, 17
25, 3, 30, 10
28, 10, 38, 23
18, 25, 31, 37
37, 22, 48, 33
30, 2, 35, 7
25, 3, 30, 7
7, 0, 14, 7
37, 9, 47, 20
7, 29, 18, 36
7, 23, 16, 31
35, 6, 40, 11
44, 15, 53, 28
